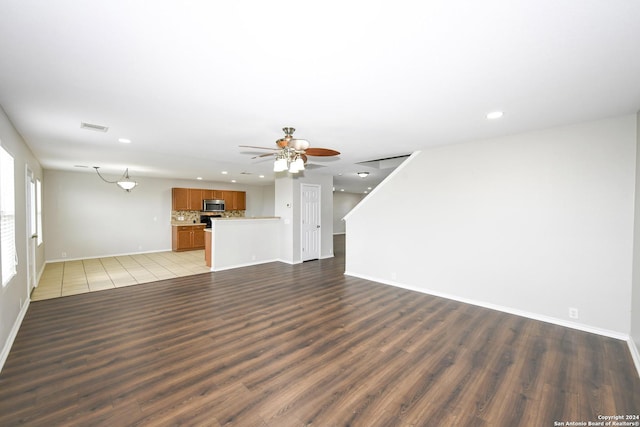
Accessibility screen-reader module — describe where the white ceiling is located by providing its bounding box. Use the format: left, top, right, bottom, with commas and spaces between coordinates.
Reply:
1, 1, 639, 194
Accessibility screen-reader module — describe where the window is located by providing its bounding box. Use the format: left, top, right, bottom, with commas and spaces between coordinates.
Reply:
30, 178, 36, 240
36, 178, 42, 246
0, 144, 17, 286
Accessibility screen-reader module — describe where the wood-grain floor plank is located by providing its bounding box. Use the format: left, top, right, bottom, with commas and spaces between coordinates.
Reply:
0, 235, 638, 426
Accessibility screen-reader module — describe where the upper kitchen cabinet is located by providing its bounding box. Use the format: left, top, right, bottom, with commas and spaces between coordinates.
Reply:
172, 188, 190, 210
235, 191, 246, 210
172, 188, 204, 211
188, 189, 204, 210
172, 187, 246, 211
203, 189, 225, 201
220, 190, 246, 210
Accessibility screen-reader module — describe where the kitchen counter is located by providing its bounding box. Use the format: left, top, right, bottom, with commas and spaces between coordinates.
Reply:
211, 216, 280, 221
205, 217, 281, 271
171, 222, 206, 226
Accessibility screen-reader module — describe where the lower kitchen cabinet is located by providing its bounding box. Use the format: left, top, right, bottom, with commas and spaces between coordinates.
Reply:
172, 225, 206, 251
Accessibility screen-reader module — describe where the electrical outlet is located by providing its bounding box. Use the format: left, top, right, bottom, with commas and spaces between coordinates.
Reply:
569, 307, 579, 319
61, 251, 67, 258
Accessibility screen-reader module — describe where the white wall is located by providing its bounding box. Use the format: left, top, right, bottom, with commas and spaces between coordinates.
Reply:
346, 115, 637, 337
257, 185, 275, 217
210, 219, 281, 271
333, 192, 365, 234
632, 111, 640, 369
44, 169, 271, 261
0, 106, 44, 370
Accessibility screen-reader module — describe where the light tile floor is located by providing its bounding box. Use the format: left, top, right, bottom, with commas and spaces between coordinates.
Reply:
32, 250, 210, 301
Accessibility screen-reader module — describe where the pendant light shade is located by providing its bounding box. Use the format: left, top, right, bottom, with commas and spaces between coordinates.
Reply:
94, 167, 138, 192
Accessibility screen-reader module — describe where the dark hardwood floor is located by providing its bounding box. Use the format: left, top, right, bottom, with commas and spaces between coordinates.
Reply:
1, 235, 639, 426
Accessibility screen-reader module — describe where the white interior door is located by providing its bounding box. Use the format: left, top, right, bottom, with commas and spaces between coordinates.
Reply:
26, 167, 37, 292
301, 184, 321, 261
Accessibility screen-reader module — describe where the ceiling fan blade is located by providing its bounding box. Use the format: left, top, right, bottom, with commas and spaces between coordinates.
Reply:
251, 153, 275, 159
304, 148, 340, 156
239, 145, 277, 151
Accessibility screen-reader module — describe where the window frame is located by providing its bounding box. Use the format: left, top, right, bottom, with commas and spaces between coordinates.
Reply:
0, 143, 17, 287
36, 178, 42, 246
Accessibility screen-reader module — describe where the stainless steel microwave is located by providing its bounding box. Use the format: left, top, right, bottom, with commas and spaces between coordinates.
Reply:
203, 199, 225, 212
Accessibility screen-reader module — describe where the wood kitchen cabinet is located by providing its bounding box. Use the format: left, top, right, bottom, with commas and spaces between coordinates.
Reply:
172, 225, 206, 251
219, 190, 233, 209
188, 189, 204, 210
220, 190, 246, 210
235, 191, 246, 210
203, 189, 225, 200
172, 188, 190, 210
172, 187, 246, 211
172, 188, 206, 211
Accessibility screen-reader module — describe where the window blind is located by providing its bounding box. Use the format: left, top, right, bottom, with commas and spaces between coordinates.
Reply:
37, 178, 42, 246
1, 145, 17, 286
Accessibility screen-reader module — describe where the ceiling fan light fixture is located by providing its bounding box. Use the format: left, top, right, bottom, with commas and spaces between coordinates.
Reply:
290, 139, 310, 151
242, 127, 339, 174
274, 157, 288, 172
289, 157, 305, 173
357, 171, 370, 178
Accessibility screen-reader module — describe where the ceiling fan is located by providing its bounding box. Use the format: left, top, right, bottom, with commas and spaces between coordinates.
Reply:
240, 127, 340, 173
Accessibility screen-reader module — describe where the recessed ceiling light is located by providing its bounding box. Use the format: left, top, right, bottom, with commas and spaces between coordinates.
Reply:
196, 177, 203, 180
357, 172, 369, 178
259, 175, 265, 178
367, 187, 372, 190
221, 171, 228, 175
118, 138, 131, 143
231, 179, 236, 183
486, 111, 504, 120
340, 189, 345, 192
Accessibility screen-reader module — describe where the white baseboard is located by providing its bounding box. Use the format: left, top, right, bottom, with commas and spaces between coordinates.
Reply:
47, 247, 174, 263
275, 258, 303, 266
344, 270, 629, 341
628, 339, 640, 378
0, 297, 30, 373
212, 258, 282, 272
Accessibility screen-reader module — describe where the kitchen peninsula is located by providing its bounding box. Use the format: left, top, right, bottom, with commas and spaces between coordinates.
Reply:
205, 217, 281, 271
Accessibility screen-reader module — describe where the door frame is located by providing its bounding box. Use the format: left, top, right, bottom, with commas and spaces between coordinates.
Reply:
300, 183, 321, 262
25, 166, 37, 293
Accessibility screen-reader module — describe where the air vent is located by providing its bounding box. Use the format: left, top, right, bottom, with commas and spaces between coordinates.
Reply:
80, 122, 109, 132
357, 154, 410, 170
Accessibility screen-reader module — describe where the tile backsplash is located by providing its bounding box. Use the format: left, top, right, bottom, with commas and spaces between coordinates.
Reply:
171, 210, 245, 223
